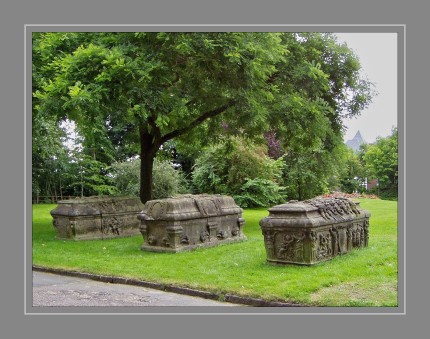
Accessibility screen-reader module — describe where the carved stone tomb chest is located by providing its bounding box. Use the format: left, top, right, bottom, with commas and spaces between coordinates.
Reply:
50, 196, 144, 240
138, 194, 246, 252
259, 197, 370, 265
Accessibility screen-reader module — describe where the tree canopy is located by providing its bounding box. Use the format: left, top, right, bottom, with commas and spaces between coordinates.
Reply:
33, 32, 375, 203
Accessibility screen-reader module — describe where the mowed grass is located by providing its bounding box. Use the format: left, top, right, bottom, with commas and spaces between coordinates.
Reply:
32, 199, 398, 307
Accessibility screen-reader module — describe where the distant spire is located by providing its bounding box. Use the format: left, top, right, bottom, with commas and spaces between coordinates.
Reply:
346, 130, 364, 152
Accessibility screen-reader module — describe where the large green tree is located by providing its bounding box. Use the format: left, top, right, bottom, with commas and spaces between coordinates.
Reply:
338, 145, 367, 193
265, 33, 375, 200
162, 33, 375, 200
32, 114, 69, 202
33, 32, 374, 203
34, 32, 285, 203
32, 33, 119, 200
363, 127, 398, 198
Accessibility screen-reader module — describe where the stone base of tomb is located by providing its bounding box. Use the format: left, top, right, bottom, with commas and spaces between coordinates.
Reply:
138, 194, 246, 253
50, 196, 144, 240
259, 197, 370, 265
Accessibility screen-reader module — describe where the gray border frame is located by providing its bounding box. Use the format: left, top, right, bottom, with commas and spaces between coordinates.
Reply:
26, 24, 405, 315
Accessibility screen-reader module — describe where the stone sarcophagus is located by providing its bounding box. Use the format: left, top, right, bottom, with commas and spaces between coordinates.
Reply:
259, 197, 370, 265
138, 194, 246, 252
50, 196, 144, 240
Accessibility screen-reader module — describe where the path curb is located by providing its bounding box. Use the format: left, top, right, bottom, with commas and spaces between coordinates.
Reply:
32, 265, 303, 307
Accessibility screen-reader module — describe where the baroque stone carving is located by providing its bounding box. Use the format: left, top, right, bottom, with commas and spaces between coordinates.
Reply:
278, 232, 306, 261
181, 234, 190, 244
304, 197, 361, 221
317, 233, 332, 259
50, 196, 144, 240
138, 194, 246, 253
103, 216, 120, 235
199, 231, 210, 243
217, 230, 227, 240
260, 197, 371, 265
162, 237, 170, 247
231, 227, 239, 237
147, 235, 156, 245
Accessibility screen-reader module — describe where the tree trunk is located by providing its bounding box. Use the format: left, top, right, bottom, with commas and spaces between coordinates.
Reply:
137, 104, 233, 204
139, 125, 159, 204
59, 176, 63, 200
140, 151, 155, 204
80, 168, 84, 198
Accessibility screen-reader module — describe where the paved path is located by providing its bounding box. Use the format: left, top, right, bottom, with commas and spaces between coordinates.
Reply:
33, 271, 243, 307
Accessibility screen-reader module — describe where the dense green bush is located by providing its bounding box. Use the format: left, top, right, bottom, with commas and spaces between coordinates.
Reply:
151, 159, 189, 199
110, 158, 189, 200
192, 137, 286, 207
363, 128, 398, 200
369, 185, 398, 201
233, 178, 286, 208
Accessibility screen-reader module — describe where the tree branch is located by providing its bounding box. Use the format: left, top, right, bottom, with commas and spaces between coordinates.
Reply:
160, 100, 236, 144
266, 71, 280, 84
147, 116, 162, 152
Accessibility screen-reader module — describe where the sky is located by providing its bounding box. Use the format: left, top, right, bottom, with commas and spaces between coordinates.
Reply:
335, 33, 398, 144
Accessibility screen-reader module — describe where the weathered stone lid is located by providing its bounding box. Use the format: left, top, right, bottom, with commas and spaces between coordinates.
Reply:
50, 203, 100, 217
138, 194, 242, 221
55, 196, 138, 204
50, 196, 144, 217
260, 197, 369, 229
268, 201, 319, 214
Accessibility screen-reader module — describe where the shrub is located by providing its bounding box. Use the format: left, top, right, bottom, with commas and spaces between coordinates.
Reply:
110, 158, 189, 199
369, 185, 398, 201
191, 143, 230, 194
109, 158, 141, 196
191, 137, 285, 207
233, 178, 286, 208
151, 159, 189, 199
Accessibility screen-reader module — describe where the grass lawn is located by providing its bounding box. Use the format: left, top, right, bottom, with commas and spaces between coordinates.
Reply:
32, 198, 398, 307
